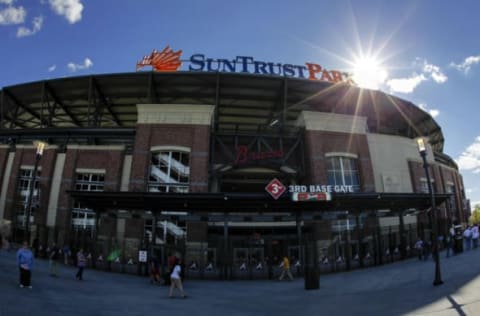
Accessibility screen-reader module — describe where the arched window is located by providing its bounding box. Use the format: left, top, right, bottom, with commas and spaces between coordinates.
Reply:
326, 155, 360, 192
149, 150, 190, 193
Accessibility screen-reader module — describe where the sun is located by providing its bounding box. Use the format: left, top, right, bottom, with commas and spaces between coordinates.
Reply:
351, 56, 388, 90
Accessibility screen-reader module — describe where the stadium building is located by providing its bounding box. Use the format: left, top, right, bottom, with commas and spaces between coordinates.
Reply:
0, 49, 470, 278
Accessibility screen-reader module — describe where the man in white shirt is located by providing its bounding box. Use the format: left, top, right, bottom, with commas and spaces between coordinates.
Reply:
464, 226, 472, 251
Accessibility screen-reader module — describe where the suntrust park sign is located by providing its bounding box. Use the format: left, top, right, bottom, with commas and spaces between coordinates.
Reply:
136, 46, 354, 84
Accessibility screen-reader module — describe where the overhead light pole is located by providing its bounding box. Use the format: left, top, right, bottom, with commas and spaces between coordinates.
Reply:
416, 137, 443, 286
24, 140, 46, 244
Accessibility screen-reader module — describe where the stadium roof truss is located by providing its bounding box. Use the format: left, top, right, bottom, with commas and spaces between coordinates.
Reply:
1, 71, 444, 153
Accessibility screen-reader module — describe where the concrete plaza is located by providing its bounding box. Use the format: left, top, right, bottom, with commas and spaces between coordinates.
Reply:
1, 247, 480, 316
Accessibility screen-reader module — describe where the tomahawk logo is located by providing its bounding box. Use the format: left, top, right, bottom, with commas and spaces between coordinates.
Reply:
136, 46, 183, 72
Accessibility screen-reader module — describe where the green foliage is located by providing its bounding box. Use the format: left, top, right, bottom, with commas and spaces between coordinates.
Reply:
469, 204, 480, 224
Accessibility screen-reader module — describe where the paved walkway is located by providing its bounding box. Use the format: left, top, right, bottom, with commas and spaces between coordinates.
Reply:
1, 247, 480, 316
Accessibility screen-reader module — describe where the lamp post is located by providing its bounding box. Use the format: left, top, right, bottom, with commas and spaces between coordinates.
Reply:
416, 138, 443, 286
24, 141, 46, 244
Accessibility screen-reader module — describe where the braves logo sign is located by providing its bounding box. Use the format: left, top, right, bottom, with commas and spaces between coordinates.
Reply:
136, 46, 183, 71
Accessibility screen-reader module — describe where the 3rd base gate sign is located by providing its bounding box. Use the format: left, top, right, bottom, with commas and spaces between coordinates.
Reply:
265, 178, 286, 200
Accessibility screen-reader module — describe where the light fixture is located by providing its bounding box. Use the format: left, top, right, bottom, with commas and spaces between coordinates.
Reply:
269, 119, 279, 127
25, 140, 48, 244
34, 140, 47, 156
416, 137, 443, 286
416, 137, 427, 154
220, 165, 233, 172
280, 165, 296, 174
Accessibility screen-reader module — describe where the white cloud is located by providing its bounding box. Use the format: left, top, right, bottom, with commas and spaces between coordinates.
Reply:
420, 59, 448, 83
457, 136, 480, 173
0, 0, 15, 5
48, 0, 83, 24
67, 58, 93, 72
386, 74, 426, 94
471, 199, 480, 211
450, 55, 480, 74
418, 103, 440, 118
385, 58, 447, 94
48, 65, 56, 72
16, 16, 43, 37
0, 5, 25, 25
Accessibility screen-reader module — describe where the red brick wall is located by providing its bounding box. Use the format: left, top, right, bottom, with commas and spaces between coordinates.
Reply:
56, 147, 124, 233
1, 147, 56, 229
445, 169, 467, 222
128, 123, 210, 241
409, 161, 467, 222
303, 130, 375, 192
130, 124, 210, 193
35, 148, 56, 227
408, 160, 435, 193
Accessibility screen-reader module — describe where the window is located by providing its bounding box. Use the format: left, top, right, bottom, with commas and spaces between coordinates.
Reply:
420, 179, 429, 193
144, 218, 154, 242
446, 184, 457, 213
72, 172, 105, 231
420, 179, 435, 194
326, 156, 360, 192
148, 151, 190, 193
75, 173, 105, 191
71, 202, 96, 230
15, 168, 40, 228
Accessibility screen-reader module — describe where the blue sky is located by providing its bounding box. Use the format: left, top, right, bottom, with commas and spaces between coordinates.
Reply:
1, 0, 480, 209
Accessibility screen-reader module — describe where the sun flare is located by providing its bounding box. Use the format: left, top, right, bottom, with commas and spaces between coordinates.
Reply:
352, 56, 388, 90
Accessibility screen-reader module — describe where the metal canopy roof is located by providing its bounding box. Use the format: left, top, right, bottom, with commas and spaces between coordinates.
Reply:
1, 71, 444, 152
68, 191, 451, 214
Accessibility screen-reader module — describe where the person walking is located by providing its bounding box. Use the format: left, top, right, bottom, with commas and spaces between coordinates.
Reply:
63, 244, 71, 265
49, 243, 59, 277
463, 226, 472, 251
16, 241, 34, 288
414, 238, 424, 260
472, 224, 479, 249
75, 249, 86, 280
278, 256, 293, 281
169, 258, 186, 298
446, 226, 455, 258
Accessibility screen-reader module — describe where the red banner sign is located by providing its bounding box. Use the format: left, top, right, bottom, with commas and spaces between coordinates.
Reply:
291, 192, 332, 202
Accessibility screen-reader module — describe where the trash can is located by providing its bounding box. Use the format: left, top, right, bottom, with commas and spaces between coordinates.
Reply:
304, 266, 319, 290
454, 236, 463, 253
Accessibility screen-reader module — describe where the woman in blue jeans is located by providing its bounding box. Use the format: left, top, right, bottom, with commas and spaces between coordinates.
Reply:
17, 241, 34, 288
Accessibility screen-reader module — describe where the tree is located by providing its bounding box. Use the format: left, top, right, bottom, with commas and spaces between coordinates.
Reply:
469, 204, 480, 224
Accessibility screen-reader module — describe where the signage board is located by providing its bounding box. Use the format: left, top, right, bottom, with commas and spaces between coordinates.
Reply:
138, 250, 148, 263
265, 178, 286, 200
288, 184, 354, 193
137, 45, 354, 84
291, 192, 331, 202
235, 145, 284, 165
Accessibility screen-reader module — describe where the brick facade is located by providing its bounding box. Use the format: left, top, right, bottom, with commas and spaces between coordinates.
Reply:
304, 130, 375, 192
